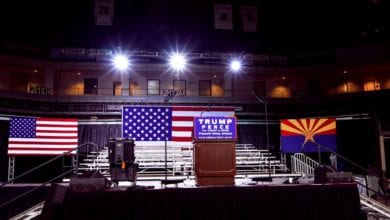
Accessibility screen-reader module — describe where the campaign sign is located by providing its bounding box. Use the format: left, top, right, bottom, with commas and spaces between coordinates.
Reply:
193, 117, 237, 140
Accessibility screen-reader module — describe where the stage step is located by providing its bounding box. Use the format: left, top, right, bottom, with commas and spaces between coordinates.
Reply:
9, 201, 45, 220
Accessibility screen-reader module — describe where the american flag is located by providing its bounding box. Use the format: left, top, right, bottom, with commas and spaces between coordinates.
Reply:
122, 106, 235, 146
8, 117, 78, 156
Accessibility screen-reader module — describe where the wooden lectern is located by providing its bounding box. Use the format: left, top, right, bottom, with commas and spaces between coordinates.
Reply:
194, 139, 236, 186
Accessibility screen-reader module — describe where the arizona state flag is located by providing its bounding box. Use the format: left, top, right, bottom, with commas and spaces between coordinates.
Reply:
280, 118, 337, 153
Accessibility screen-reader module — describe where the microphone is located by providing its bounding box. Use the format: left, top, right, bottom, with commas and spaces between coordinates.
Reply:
251, 91, 265, 103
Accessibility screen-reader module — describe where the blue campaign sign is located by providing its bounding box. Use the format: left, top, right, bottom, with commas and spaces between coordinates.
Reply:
193, 117, 237, 140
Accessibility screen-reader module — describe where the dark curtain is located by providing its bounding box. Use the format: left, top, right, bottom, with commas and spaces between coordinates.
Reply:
50, 184, 363, 220
0, 120, 10, 182
237, 124, 280, 151
336, 119, 377, 174
78, 124, 121, 152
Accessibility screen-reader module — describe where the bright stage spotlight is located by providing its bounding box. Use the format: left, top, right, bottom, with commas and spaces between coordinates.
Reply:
230, 60, 242, 72
112, 54, 130, 72
169, 53, 187, 72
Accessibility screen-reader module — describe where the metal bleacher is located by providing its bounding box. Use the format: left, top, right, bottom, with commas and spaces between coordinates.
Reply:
235, 144, 289, 175
77, 143, 289, 179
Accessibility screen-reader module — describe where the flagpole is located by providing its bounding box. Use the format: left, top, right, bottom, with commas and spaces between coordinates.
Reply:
317, 144, 322, 165
252, 91, 272, 181
165, 137, 168, 182
264, 100, 271, 179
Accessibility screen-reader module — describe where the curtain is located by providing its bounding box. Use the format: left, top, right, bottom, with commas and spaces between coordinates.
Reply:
78, 124, 121, 152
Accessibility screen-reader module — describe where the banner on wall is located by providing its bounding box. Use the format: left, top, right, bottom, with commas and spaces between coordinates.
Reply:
280, 118, 337, 153
95, 0, 114, 26
214, 4, 233, 30
241, 6, 257, 32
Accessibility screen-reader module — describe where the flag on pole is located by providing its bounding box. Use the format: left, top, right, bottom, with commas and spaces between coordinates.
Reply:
280, 118, 337, 153
8, 117, 78, 156
95, 0, 114, 26
214, 4, 233, 30
122, 106, 235, 147
241, 6, 258, 32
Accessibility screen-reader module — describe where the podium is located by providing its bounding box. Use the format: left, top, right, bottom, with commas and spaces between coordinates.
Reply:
193, 116, 237, 186
194, 139, 236, 186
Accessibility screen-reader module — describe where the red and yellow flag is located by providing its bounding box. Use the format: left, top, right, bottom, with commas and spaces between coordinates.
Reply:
280, 118, 337, 153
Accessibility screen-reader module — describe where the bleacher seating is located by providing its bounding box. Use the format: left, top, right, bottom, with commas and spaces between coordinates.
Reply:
235, 144, 288, 175
76, 144, 288, 179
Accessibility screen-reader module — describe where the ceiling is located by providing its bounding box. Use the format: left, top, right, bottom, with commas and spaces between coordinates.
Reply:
1, 0, 389, 54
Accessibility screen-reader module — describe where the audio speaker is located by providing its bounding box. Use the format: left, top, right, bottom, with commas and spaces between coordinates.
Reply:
108, 138, 135, 164
41, 183, 69, 220
314, 166, 329, 184
70, 171, 110, 191
326, 172, 353, 183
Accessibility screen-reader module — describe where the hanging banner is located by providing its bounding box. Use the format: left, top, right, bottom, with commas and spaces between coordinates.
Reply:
214, 4, 233, 30
241, 6, 257, 32
95, 0, 114, 26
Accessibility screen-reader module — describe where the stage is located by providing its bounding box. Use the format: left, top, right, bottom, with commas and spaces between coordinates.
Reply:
40, 179, 363, 220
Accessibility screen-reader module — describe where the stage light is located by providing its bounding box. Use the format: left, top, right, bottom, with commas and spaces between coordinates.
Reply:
112, 54, 130, 72
230, 60, 242, 72
169, 53, 187, 72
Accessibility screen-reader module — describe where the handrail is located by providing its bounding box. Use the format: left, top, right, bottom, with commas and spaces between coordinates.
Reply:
0, 152, 73, 188
294, 140, 390, 211
0, 142, 101, 218
310, 140, 390, 193
1, 142, 99, 188
0, 168, 76, 209
310, 140, 372, 174
295, 140, 390, 185
291, 153, 319, 176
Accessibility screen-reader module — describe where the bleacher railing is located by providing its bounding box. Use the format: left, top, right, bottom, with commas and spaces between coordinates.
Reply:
291, 153, 319, 176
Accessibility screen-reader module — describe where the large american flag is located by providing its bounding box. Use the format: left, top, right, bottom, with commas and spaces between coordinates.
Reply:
8, 117, 78, 156
122, 106, 235, 146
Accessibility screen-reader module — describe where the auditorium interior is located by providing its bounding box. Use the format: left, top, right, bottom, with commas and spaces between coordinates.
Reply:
1, 0, 390, 219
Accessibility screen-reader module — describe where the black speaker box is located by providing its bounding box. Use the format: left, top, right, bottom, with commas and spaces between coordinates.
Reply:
314, 166, 330, 184
70, 171, 110, 191
69, 178, 110, 191
41, 183, 69, 220
108, 138, 135, 164
326, 172, 353, 183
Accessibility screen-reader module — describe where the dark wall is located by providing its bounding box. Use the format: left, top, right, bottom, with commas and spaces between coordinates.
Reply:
0, 120, 9, 182
336, 119, 378, 174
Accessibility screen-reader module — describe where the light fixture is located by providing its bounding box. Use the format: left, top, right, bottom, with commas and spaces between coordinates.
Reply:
230, 60, 242, 72
169, 53, 187, 72
112, 54, 130, 72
